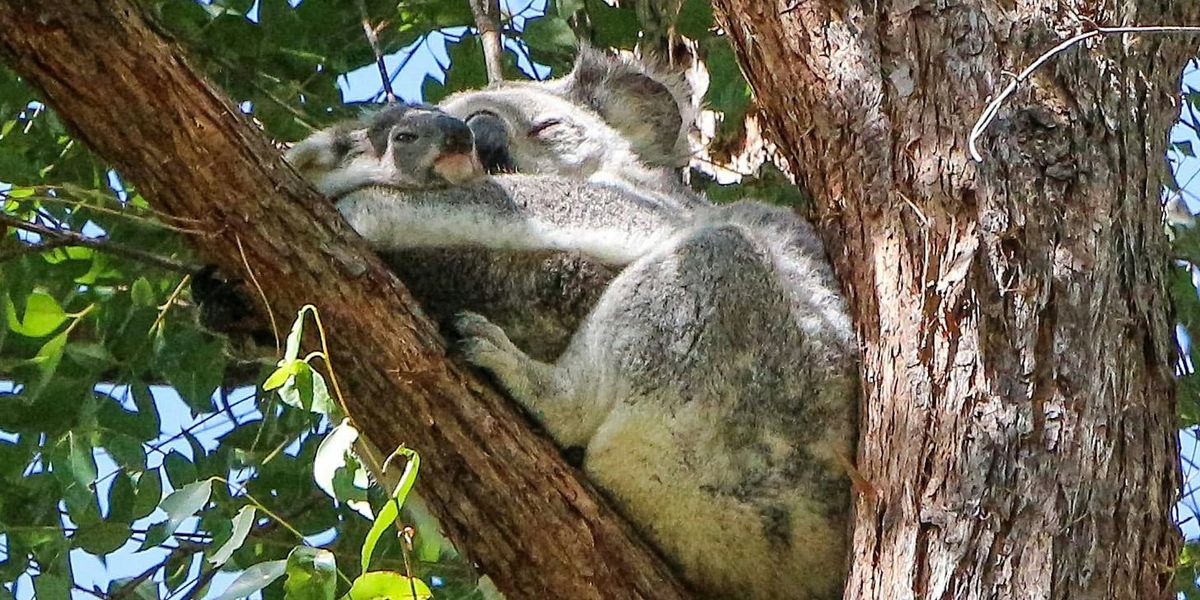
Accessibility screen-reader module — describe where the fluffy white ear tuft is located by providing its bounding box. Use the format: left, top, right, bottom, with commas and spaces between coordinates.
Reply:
551, 45, 695, 168
285, 130, 334, 171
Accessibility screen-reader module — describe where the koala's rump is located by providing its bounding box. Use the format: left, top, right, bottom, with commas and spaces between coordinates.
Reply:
568, 222, 856, 600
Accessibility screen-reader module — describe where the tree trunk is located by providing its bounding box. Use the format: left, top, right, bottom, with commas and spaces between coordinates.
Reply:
0, 2, 689, 598
711, 1, 1192, 598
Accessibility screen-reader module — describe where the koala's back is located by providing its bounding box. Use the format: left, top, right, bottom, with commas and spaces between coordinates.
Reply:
557, 202, 857, 599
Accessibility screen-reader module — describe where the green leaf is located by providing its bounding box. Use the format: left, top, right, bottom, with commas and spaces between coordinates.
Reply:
65, 341, 116, 370
214, 559, 288, 600
586, 0, 640, 49
208, 505, 255, 567
132, 469, 163, 519
4, 186, 35, 199
524, 16, 576, 56
284, 546, 337, 600
32, 572, 70, 600
130, 277, 156, 307
675, 0, 713, 39
67, 431, 98, 487
138, 522, 171, 552
344, 572, 432, 600
555, 0, 583, 17
100, 431, 148, 471
6, 291, 68, 337
158, 479, 212, 538
361, 447, 420, 574
264, 359, 302, 390
314, 419, 372, 519
162, 450, 198, 488
282, 306, 309, 363
107, 470, 137, 524
72, 521, 132, 555
110, 576, 161, 600
272, 359, 337, 416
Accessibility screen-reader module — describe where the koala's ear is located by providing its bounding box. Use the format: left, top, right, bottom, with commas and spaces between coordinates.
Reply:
285, 126, 359, 175
555, 45, 693, 167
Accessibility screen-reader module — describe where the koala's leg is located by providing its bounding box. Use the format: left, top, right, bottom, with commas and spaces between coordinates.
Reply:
454, 311, 607, 448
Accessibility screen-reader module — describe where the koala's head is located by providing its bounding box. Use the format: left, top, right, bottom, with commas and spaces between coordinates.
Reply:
286, 104, 484, 198
438, 46, 693, 180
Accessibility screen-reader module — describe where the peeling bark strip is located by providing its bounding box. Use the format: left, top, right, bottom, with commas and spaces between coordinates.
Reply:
0, 2, 690, 598
711, 1, 1193, 598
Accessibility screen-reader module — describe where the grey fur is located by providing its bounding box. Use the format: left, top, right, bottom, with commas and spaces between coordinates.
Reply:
289, 50, 857, 600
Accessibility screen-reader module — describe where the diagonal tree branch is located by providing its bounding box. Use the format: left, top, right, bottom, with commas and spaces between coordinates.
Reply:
0, 2, 688, 598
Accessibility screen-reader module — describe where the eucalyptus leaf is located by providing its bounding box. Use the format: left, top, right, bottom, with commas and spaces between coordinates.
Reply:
208, 505, 256, 567
361, 447, 420, 574
6, 291, 67, 337
344, 571, 432, 600
284, 546, 337, 600
72, 521, 132, 556
213, 559, 288, 600
314, 419, 373, 519
158, 479, 212, 538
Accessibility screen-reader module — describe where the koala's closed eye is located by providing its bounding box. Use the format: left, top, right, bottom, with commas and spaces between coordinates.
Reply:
392, 131, 419, 144
528, 118, 564, 137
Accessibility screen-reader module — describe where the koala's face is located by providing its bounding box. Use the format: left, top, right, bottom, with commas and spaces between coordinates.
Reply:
439, 85, 643, 179
286, 104, 484, 198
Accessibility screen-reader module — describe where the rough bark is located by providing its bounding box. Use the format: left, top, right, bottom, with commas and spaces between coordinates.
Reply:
711, 1, 1193, 598
0, 2, 689, 598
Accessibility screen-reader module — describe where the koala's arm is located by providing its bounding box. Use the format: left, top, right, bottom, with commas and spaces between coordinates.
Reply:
336, 175, 687, 267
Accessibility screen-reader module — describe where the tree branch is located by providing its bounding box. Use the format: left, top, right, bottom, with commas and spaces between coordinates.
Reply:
469, 0, 505, 83
0, 2, 688, 598
0, 213, 198, 274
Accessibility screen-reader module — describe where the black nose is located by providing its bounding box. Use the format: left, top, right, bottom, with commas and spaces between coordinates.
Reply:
467, 112, 515, 173
436, 114, 474, 155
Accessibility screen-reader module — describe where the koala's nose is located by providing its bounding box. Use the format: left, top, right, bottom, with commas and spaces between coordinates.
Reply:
436, 114, 474, 155
467, 112, 515, 173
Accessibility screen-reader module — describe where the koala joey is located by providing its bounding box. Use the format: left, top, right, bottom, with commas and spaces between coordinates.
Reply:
295, 49, 859, 600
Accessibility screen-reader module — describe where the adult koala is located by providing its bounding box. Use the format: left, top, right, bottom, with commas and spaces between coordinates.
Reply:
289, 50, 858, 600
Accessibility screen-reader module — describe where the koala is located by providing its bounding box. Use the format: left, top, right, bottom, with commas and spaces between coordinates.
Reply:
292, 51, 858, 600
286, 103, 683, 361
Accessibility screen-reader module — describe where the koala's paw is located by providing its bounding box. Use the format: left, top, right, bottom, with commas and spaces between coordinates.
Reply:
454, 311, 522, 372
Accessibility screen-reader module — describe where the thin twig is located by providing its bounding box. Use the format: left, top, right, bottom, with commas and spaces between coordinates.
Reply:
110, 546, 189, 600
969, 24, 1200, 162
234, 234, 280, 353
469, 0, 505, 83
355, 0, 396, 103
0, 213, 198, 273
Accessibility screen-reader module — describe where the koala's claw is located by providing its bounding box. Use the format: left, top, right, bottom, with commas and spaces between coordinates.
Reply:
454, 311, 521, 370
454, 311, 517, 349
